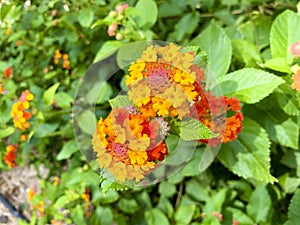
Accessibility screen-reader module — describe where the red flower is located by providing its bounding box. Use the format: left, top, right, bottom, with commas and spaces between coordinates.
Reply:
4, 67, 12, 78
147, 142, 168, 161
4, 144, 18, 167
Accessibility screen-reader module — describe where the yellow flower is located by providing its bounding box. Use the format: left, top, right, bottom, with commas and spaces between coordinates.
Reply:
126, 165, 145, 182
140, 46, 157, 62
128, 80, 151, 107
81, 193, 90, 202
128, 61, 145, 72
172, 52, 194, 73
108, 161, 127, 182
27, 188, 36, 202
151, 97, 171, 117
173, 69, 195, 85
53, 177, 60, 186
157, 43, 181, 62
5, 28, 11, 36
127, 149, 148, 166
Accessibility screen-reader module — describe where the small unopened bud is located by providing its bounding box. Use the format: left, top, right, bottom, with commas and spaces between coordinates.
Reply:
109, 10, 117, 18
116, 33, 123, 40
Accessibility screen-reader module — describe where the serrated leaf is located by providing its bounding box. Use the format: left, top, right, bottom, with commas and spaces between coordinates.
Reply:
264, 57, 291, 73
101, 178, 132, 193
274, 84, 300, 116
43, 83, 60, 106
109, 95, 132, 108
244, 104, 299, 149
218, 117, 277, 183
190, 22, 232, 78
232, 40, 262, 67
180, 119, 216, 140
217, 68, 285, 103
270, 10, 300, 64
284, 189, 300, 225
246, 184, 273, 223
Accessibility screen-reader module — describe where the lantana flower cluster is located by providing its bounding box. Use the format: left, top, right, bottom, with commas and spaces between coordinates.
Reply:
54, 49, 71, 70
4, 144, 18, 167
10, 90, 34, 130
290, 42, 300, 92
93, 44, 243, 183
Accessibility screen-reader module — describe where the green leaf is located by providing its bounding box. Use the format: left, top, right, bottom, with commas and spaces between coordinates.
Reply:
185, 179, 209, 202
168, 12, 200, 42
244, 103, 299, 149
118, 198, 139, 214
135, 0, 158, 28
157, 195, 174, 218
284, 189, 300, 225
109, 95, 132, 108
100, 177, 133, 193
217, 68, 285, 103
174, 202, 196, 225
0, 126, 15, 139
1, 4, 13, 21
179, 119, 216, 140
70, 205, 86, 225
190, 22, 232, 78
78, 8, 94, 27
270, 10, 300, 64
232, 40, 262, 67
203, 189, 228, 214
158, 181, 177, 198
96, 82, 113, 104
78, 110, 97, 135
56, 140, 78, 160
34, 122, 59, 138
145, 208, 170, 225
218, 117, 277, 183
54, 92, 73, 109
264, 57, 291, 73
93, 41, 123, 63
116, 42, 147, 68
43, 83, 60, 106
274, 84, 300, 116
90, 207, 113, 225
158, 0, 186, 17
246, 184, 273, 223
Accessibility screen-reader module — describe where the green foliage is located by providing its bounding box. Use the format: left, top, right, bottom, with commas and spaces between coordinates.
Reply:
1, 1, 300, 225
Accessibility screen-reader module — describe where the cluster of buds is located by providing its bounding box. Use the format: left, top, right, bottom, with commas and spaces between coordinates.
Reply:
54, 49, 70, 70
10, 90, 34, 130
106, 3, 128, 40
4, 144, 18, 167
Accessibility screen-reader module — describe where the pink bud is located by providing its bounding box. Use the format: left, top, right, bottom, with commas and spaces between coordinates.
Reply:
107, 22, 118, 36
290, 42, 300, 58
115, 4, 128, 14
